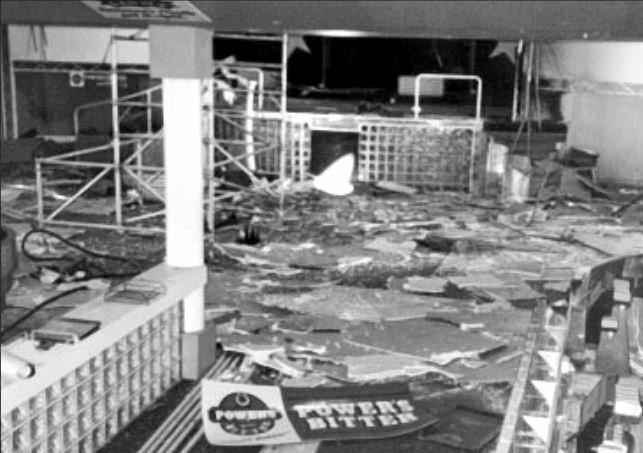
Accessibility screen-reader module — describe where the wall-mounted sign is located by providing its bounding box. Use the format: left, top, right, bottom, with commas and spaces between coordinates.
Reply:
69, 71, 86, 88
202, 380, 438, 446
82, 1, 211, 23
85, 73, 128, 88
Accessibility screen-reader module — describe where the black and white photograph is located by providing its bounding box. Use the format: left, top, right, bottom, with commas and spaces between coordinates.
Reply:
0, 1, 642, 452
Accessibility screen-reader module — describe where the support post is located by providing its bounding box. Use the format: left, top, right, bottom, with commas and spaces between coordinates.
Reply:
150, 25, 213, 380
204, 78, 215, 236
279, 32, 288, 214
162, 78, 205, 327
511, 40, 523, 123
35, 159, 44, 226
163, 77, 211, 380
9, 57, 18, 138
244, 81, 257, 171
525, 41, 534, 157
110, 29, 123, 228
135, 140, 143, 181
1, 24, 10, 140
146, 89, 152, 134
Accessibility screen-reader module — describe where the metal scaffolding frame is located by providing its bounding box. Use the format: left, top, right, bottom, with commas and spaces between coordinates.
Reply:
34, 28, 165, 232
34, 30, 288, 233
34, 30, 485, 232
36, 135, 164, 232
73, 84, 161, 138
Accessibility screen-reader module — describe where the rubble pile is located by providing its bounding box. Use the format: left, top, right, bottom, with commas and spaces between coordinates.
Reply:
2, 152, 642, 452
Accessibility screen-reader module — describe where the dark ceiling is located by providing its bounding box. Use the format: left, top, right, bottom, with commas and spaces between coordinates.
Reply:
1, 1, 642, 41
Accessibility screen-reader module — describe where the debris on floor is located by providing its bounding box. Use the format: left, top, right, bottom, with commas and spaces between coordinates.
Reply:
374, 181, 418, 195
420, 406, 503, 451
344, 354, 450, 381
401, 276, 449, 294
2, 158, 642, 452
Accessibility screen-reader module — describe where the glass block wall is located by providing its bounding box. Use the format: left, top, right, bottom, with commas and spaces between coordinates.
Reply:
215, 113, 311, 181
213, 111, 486, 192
357, 122, 482, 192
1, 303, 182, 453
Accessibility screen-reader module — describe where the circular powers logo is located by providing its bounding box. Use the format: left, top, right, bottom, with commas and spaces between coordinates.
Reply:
208, 392, 282, 436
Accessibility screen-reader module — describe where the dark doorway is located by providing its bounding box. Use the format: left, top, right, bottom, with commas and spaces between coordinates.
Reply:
310, 130, 359, 175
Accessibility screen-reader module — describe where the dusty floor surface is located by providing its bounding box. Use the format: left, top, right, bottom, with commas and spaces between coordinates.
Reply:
2, 170, 643, 452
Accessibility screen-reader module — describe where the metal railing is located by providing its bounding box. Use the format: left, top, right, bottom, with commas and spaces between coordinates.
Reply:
213, 65, 283, 113
37, 71, 285, 233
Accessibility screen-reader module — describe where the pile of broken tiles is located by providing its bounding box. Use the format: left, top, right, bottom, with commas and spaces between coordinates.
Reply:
205, 188, 640, 389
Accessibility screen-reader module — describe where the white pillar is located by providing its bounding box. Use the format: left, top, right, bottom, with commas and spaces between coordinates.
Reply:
162, 77, 205, 333
110, 29, 123, 228
244, 80, 257, 171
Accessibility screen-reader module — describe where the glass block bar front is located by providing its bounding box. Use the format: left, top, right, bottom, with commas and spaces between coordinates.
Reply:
1, 304, 182, 453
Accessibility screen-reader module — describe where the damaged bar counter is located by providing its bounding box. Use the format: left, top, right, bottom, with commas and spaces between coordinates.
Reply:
0, 263, 207, 452
247, 109, 486, 193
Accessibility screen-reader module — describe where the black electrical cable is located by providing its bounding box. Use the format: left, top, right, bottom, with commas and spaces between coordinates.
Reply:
1, 228, 148, 342
20, 228, 142, 280
0, 286, 88, 341
1, 228, 145, 342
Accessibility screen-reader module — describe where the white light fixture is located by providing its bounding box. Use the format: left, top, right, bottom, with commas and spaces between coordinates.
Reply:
312, 153, 355, 196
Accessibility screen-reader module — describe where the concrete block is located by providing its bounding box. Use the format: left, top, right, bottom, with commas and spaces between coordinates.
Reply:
181, 321, 217, 380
